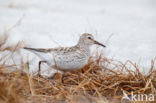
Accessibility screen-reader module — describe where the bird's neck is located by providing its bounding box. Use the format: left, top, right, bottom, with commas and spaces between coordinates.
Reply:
76, 43, 90, 56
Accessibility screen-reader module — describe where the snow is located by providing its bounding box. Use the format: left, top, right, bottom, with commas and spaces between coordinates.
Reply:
0, 0, 156, 74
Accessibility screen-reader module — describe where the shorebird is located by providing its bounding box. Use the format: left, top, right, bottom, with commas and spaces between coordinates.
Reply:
24, 33, 106, 83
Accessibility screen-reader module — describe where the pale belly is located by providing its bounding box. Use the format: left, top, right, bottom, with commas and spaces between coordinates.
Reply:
48, 53, 89, 71
56, 58, 88, 71
32, 49, 90, 71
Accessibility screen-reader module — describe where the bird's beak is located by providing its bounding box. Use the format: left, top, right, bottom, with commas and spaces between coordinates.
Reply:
93, 40, 106, 47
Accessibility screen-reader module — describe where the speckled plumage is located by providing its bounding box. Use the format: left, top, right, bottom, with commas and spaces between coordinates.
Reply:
24, 33, 106, 72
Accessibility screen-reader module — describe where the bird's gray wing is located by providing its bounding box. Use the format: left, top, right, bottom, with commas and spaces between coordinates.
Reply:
24, 47, 54, 65
24, 47, 52, 53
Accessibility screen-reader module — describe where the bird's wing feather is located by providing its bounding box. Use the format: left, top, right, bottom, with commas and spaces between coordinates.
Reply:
24, 47, 54, 65
24, 47, 52, 52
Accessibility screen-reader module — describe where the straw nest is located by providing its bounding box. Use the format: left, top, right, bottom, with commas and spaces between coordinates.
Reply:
0, 34, 155, 103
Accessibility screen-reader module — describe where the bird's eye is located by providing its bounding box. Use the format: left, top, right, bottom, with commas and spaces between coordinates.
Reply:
88, 37, 91, 39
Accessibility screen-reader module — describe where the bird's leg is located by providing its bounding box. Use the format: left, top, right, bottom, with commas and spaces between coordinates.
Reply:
53, 58, 64, 83
38, 60, 46, 77
61, 73, 64, 83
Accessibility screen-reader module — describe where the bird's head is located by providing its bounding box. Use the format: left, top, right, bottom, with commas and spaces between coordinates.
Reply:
78, 33, 106, 47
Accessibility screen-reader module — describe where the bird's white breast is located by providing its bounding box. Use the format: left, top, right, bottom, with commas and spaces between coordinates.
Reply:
52, 51, 89, 71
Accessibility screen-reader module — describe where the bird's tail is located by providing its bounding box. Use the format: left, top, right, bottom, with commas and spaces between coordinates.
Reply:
23, 47, 53, 62
24, 47, 38, 51
24, 47, 49, 52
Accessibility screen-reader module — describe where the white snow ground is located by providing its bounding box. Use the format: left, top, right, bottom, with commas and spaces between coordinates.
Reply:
0, 0, 156, 75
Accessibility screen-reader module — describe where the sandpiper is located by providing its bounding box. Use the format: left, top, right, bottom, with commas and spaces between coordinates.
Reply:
24, 33, 106, 82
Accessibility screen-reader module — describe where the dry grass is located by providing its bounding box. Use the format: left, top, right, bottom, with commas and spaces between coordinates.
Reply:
0, 34, 155, 103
